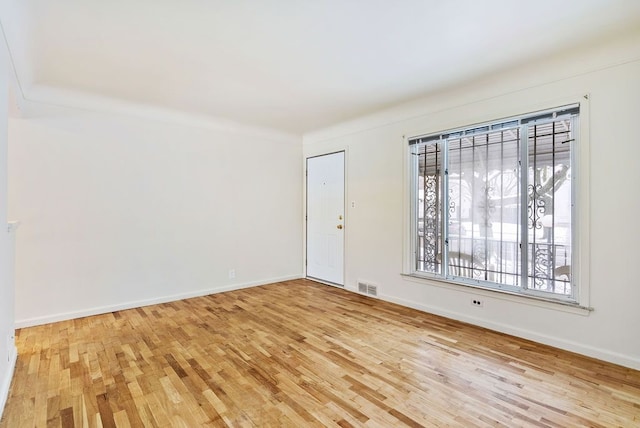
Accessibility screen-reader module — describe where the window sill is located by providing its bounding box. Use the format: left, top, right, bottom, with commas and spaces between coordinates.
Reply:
401, 273, 593, 316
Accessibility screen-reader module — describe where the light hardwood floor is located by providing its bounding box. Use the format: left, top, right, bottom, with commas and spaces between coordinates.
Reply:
1, 279, 639, 427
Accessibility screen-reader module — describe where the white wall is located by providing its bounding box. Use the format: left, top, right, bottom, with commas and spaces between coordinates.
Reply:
9, 105, 303, 326
303, 31, 640, 369
0, 27, 17, 419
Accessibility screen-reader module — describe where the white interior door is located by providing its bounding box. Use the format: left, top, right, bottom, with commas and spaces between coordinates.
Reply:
306, 152, 345, 285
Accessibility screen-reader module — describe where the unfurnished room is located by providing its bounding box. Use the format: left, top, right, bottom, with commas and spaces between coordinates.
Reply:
0, 0, 639, 426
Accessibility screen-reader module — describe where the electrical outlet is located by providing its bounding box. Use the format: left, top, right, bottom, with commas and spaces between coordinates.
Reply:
228, 269, 236, 279
471, 298, 483, 308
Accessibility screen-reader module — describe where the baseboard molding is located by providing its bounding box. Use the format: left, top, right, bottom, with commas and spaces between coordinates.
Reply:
14, 275, 638, 370
15, 274, 302, 329
376, 292, 640, 371
0, 345, 17, 422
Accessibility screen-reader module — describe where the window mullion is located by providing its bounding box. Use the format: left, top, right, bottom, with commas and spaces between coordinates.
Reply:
520, 124, 530, 291
570, 115, 578, 302
412, 145, 419, 271
442, 139, 449, 277
421, 146, 426, 271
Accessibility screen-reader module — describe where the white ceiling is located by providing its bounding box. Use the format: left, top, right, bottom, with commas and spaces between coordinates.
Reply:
3, 0, 640, 134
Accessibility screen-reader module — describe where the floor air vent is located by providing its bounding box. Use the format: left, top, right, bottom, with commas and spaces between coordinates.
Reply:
358, 281, 368, 293
357, 281, 378, 296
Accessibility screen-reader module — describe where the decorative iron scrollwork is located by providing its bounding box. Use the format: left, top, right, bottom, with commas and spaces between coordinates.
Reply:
527, 184, 546, 230
471, 241, 487, 280
423, 175, 438, 270
448, 188, 456, 217
532, 244, 553, 291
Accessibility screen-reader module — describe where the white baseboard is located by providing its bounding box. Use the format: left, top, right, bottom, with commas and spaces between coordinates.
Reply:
15, 275, 638, 370
15, 274, 302, 329
376, 292, 640, 371
0, 345, 17, 422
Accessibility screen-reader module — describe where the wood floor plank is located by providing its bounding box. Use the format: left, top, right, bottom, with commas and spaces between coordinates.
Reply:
2, 279, 640, 427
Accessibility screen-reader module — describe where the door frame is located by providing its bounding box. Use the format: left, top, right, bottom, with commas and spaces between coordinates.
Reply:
305, 150, 346, 287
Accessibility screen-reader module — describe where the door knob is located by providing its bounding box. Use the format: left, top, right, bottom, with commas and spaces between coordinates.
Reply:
337, 225, 343, 229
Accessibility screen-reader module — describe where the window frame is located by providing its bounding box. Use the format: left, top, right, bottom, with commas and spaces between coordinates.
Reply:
404, 100, 590, 308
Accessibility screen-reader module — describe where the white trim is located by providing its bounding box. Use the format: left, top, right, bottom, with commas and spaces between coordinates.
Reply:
402, 134, 413, 276
0, 345, 17, 421
303, 38, 640, 145
573, 95, 591, 308
305, 276, 344, 288
401, 273, 591, 315
376, 291, 640, 371
15, 275, 302, 328
17, 85, 301, 144
0, 19, 27, 113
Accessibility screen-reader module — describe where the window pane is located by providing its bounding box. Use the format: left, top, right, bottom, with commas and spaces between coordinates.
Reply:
448, 128, 521, 284
416, 142, 442, 273
527, 119, 573, 296
410, 105, 577, 302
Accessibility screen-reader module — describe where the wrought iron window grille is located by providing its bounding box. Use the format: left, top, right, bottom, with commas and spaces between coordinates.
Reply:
409, 105, 578, 301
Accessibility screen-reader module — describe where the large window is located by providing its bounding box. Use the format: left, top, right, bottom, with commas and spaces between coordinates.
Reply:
409, 105, 578, 302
